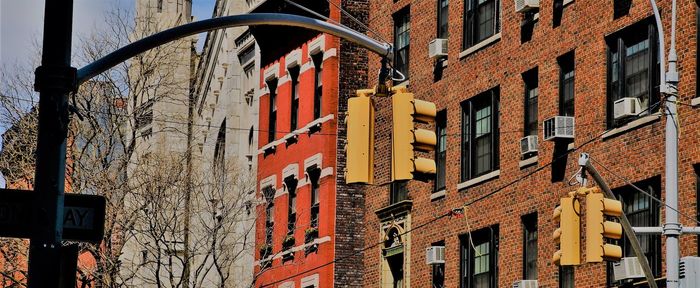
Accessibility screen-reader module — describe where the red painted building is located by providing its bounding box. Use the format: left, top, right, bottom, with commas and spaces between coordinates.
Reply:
251, 1, 369, 287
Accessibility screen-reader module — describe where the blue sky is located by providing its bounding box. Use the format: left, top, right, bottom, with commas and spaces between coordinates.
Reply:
0, 0, 216, 188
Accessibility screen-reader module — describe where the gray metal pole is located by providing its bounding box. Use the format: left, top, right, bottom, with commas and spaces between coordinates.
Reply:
27, 0, 76, 287
663, 0, 681, 285
77, 13, 393, 84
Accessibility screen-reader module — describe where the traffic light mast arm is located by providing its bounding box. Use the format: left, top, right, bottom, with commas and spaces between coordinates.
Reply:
77, 13, 393, 85
577, 154, 658, 288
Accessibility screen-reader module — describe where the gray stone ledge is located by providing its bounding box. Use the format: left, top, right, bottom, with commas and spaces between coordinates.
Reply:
457, 170, 500, 191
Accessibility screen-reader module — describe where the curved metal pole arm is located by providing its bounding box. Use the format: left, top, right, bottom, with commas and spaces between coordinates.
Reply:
77, 13, 393, 84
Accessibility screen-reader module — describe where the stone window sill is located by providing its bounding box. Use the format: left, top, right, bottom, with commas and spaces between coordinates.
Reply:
459, 33, 501, 59
457, 170, 500, 191
691, 97, 700, 107
563, 0, 574, 6
431, 190, 446, 201
519, 156, 538, 169
602, 112, 662, 140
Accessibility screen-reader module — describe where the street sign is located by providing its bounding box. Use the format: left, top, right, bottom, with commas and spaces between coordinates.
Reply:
0, 189, 105, 243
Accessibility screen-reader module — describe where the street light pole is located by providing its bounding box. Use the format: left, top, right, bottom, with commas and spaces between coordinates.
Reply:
649, 0, 681, 287
27, 0, 77, 287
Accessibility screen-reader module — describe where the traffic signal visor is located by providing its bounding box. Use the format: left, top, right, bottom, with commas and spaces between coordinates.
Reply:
552, 197, 581, 266
391, 89, 437, 181
585, 192, 623, 262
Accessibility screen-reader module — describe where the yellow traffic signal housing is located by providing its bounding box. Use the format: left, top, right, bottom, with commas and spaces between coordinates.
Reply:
391, 87, 437, 181
586, 191, 623, 262
552, 196, 581, 266
345, 89, 375, 184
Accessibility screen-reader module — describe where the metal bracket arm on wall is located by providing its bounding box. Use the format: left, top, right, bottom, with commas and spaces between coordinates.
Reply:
77, 13, 393, 85
578, 153, 658, 288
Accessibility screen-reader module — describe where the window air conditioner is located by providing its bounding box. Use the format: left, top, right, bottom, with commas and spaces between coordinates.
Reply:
425, 246, 445, 265
613, 97, 643, 120
515, 0, 540, 13
680, 256, 700, 288
428, 39, 448, 59
520, 135, 538, 155
543, 116, 575, 141
512, 280, 538, 288
612, 257, 644, 281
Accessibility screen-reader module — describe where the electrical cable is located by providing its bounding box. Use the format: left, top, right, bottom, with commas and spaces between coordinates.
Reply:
323, 0, 389, 44
590, 157, 700, 226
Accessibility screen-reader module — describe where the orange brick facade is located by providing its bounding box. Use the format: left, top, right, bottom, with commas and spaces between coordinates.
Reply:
253, 1, 369, 286
362, 1, 700, 288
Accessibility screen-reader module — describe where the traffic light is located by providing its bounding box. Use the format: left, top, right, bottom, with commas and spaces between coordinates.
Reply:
391, 86, 437, 181
553, 196, 581, 266
585, 189, 623, 262
345, 89, 375, 184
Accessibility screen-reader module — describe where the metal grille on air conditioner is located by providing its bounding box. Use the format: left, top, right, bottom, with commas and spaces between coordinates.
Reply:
426, 246, 445, 265
428, 39, 448, 59
512, 280, 538, 288
543, 116, 575, 141
612, 257, 644, 281
515, 0, 540, 13
520, 135, 538, 155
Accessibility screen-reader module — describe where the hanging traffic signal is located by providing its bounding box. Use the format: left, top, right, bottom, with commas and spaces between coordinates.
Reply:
585, 189, 623, 262
345, 89, 375, 184
391, 86, 437, 182
553, 195, 581, 266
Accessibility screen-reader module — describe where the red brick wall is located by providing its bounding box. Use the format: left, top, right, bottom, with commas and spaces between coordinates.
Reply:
363, 1, 700, 287
254, 31, 341, 287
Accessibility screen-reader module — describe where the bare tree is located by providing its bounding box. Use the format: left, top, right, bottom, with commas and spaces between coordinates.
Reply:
0, 4, 258, 288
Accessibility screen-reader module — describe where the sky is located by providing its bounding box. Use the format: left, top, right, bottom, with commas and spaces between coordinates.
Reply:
0, 0, 216, 188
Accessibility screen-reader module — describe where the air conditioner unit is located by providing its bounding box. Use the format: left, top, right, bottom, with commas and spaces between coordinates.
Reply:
428, 39, 448, 59
614, 97, 643, 120
425, 246, 445, 265
612, 257, 645, 281
512, 280, 538, 288
520, 135, 538, 155
543, 116, 575, 141
680, 256, 700, 288
515, 0, 540, 13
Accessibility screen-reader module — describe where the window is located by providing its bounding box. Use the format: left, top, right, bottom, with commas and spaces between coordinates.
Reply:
606, 19, 659, 127
461, 88, 500, 181
312, 54, 323, 119
284, 176, 298, 235
461, 225, 499, 288
157, 0, 163, 12
435, 110, 447, 191
559, 266, 574, 288
522, 213, 537, 280
558, 52, 575, 117
609, 177, 661, 285
289, 67, 300, 131
437, 0, 449, 39
523, 69, 538, 137
463, 0, 500, 50
263, 186, 276, 248
432, 241, 445, 288
394, 8, 410, 81
307, 166, 321, 228
390, 181, 408, 204
267, 80, 278, 143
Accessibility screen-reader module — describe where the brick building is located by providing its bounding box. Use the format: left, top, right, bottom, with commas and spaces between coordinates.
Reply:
362, 1, 700, 287
251, 0, 368, 287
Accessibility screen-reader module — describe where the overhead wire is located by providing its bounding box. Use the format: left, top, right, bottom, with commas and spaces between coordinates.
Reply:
590, 157, 700, 226
258, 97, 700, 286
